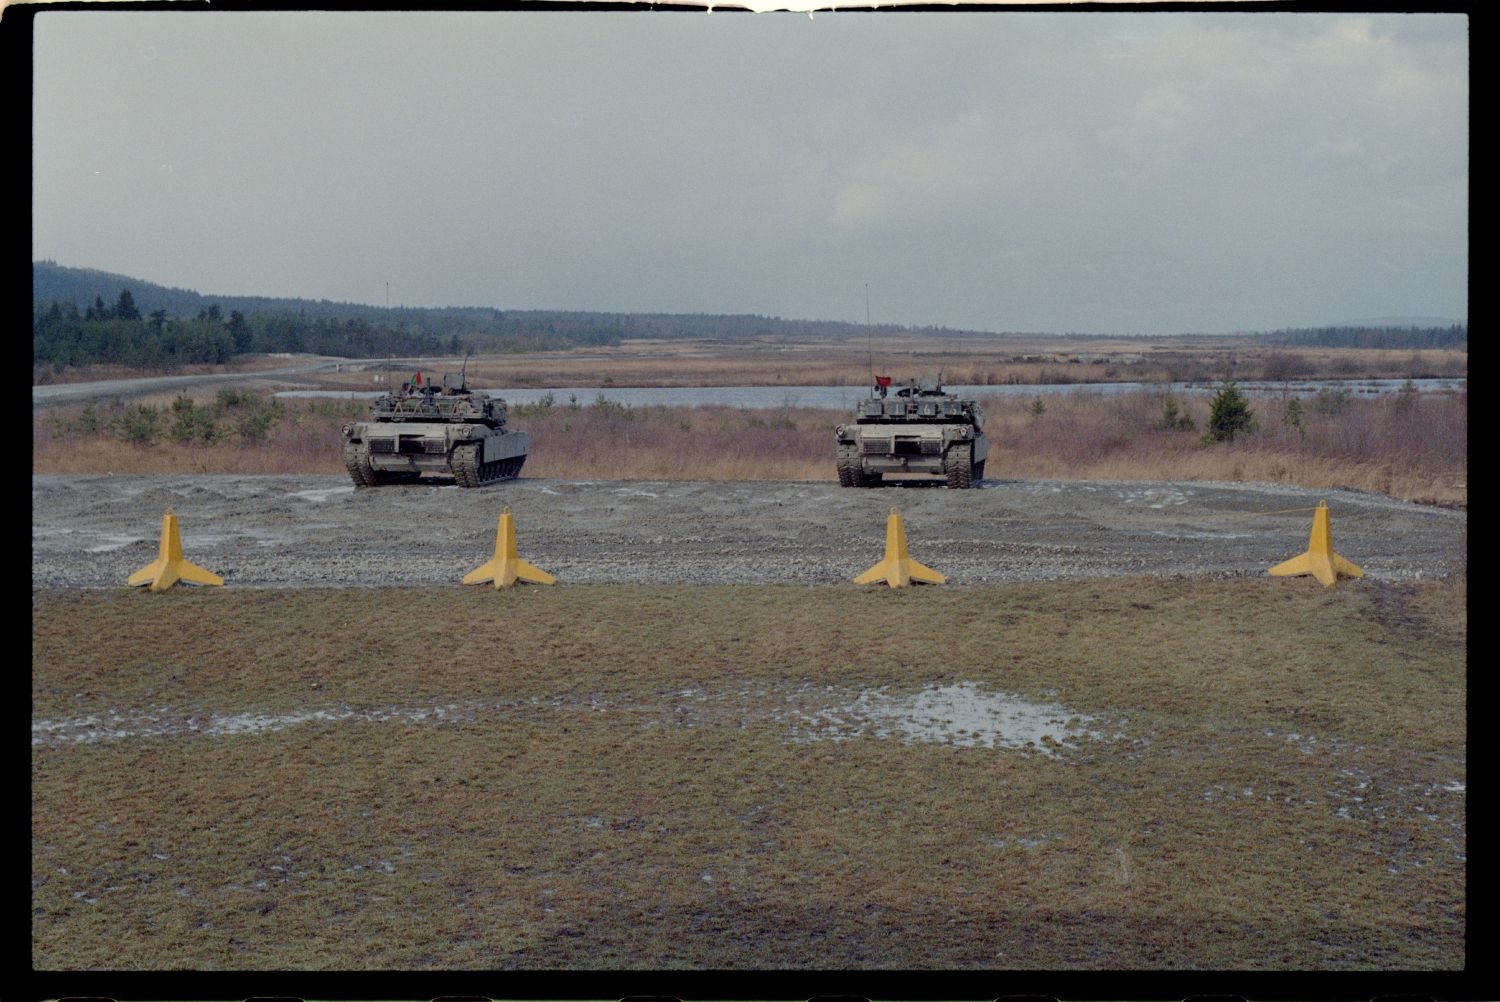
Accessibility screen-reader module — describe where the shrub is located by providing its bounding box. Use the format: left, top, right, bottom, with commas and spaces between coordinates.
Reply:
1262, 351, 1300, 382
233, 398, 282, 442
1159, 394, 1195, 432
216, 388, 256, 409
75, 400, 101, 435
1281, 397, 1307, 438
114, 404, 162, 445
593, 394, 634, 421
1204, 379, 1257, 443
170, 395, 220, 444
512, 392, 556, 419
1394, 379, 1419, 415
203, 389, 285, 442
1312, 387, 1352, 416
307, 398, 367, 421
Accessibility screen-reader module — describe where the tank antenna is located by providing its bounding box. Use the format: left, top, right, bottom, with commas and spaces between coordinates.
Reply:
865, 282, 873, 388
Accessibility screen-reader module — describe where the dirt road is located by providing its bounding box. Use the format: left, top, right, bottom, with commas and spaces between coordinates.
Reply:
31, 474, 1466, 588
30, 356, 347, 408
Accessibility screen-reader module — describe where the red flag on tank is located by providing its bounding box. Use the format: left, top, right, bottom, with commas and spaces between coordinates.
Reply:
875, 376, 892, 387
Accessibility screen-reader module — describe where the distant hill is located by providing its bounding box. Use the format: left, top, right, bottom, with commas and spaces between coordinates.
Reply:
35, 261, 1035, 371
34, 261, 1468, 352
32, 260, 490, 325
30, 260, 1001, 341
1335, 316, 1466, 329
1258, 323, 1467, 350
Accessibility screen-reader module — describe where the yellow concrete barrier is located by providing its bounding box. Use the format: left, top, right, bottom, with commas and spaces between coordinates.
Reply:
127, 509, 224, 592
854, 508, 946, 588
463, 509, 556, 589
1269, 501, 1363, 587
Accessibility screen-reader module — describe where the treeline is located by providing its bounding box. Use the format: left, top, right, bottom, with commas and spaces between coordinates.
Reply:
32, 262, 1470, 376
32, 261, 1017, 360
32, 289, 643, 373
33, 261, 460, 325
489, 309, 998, 342
33, 292, 453, 370
1258, 325, 1467, 350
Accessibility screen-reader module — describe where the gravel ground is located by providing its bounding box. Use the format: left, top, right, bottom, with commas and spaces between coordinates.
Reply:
31, 474, 1466, 588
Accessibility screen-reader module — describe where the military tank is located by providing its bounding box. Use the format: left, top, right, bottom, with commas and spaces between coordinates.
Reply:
835, 375, 987, 489
342, 371, 529, 488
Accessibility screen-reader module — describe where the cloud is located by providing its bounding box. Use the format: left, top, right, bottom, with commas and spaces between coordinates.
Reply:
30, 11, 1467, 333
830, 111, 1082, 232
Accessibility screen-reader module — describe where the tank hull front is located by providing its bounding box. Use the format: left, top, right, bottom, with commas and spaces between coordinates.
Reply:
344, 421, 531, 487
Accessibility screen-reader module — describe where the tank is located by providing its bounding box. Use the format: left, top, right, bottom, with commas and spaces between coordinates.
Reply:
835, 375, 987, 489
341, 371, 530, 488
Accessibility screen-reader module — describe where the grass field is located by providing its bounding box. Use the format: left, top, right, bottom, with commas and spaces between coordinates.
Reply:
33, 336, 1469, 392
291, 336, 1468, 391
32, 384, 1468, 506
32, 578, 1466, 970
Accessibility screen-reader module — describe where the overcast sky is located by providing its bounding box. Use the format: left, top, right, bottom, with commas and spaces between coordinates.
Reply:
32, 10, 1467, 335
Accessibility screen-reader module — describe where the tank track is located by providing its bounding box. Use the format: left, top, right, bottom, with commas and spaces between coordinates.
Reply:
944, 443, 973, 489
450, 442, 527, 488
344, 443, 378, 488
837, 444, 859, 488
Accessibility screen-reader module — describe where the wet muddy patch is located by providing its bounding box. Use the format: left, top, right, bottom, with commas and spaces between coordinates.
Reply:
32, 681, 1114, 757
32, 703, 472, 746
776, 681, 1112, 755
288, 486, 354, 503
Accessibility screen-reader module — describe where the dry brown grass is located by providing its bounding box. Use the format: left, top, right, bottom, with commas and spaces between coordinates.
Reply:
297, 337, 1468, 391
33, 386, 1468, 507
977, 389, 1468, 507
32, 333, 1469, 392
32, 579, 1466, 970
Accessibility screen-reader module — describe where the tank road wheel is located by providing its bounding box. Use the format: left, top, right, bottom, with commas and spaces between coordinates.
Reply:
479, 450, 524, 485
451, 442, 481, 488
837, 444, 859, 488
490, 455, 514, 482
476, 442, 499, 486
945, 443, 973, 489
451, 442, 527, 487
344, 443, 378, 488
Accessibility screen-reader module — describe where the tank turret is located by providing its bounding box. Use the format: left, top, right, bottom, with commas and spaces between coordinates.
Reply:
835, 376, 987, 488
341, 371, 530, 487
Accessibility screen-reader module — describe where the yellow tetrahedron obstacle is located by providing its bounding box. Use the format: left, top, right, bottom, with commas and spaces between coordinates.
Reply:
127, 509, 224, 592
463, 509, 556, 589
1268, 501, 1363, 587
854, 508, 946, 588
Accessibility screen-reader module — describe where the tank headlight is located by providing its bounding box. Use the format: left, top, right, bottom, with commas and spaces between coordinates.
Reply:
341, 424, 352, 437
956, 426, 968, 438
